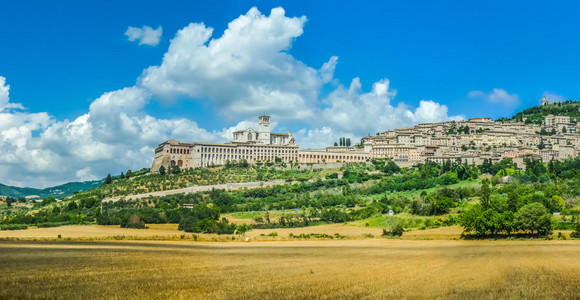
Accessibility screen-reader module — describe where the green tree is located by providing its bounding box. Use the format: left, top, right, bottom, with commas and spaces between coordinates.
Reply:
5, 197, 16, 207
172, 165, 181, 174
515, 202, 552, 236
480, 181, 491, 209
104, 173, 112, 185
159, 166, 166, 176
42, 196, 56, 206
384, 160, 401, 175
236, 224, 252, 235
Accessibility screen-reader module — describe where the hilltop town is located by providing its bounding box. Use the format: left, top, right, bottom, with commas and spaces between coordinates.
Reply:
152, 97, 580, 172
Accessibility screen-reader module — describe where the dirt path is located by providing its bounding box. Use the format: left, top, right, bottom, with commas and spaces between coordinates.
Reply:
102, 180, 289, 202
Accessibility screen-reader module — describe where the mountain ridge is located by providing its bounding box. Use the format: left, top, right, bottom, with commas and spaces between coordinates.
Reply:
0, 180, 103, 199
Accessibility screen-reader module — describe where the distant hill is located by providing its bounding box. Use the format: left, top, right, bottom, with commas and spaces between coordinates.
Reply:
498, 100, 580, 124
0, 180, 103, 199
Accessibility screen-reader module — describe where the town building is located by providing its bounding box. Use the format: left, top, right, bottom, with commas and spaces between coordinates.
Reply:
152, 108, 580, 172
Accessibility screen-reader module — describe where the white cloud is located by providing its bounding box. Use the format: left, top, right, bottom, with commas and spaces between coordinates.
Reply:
139, 7, 334, 122
468, 88, 519, 106
316, 78, 462, 138
76, 167, 97, 182
0, 77, 24, 112
0, 7, 463, 188
125, 25, 162, 46
0, 83, 229, 188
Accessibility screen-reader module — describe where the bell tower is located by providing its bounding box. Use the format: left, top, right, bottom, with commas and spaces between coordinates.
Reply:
258, 115, 271, 144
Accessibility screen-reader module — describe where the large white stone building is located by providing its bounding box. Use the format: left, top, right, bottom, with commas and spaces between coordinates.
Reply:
152, 107, 580, 172
152, 116, 301, 172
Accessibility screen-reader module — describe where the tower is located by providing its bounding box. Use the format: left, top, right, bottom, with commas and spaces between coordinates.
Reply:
258, 115, 271, 144
541, 96, 547, 106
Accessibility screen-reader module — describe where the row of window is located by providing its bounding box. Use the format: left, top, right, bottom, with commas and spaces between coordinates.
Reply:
169, 148, 190, 155
201, 154, 297, 163
298, 153, 367, 161
198, 146, 297, 155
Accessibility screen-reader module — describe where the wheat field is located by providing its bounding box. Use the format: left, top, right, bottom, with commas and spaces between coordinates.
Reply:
0, 239, 578, 299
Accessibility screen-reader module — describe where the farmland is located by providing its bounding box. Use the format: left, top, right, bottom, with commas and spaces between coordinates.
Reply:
0, 239, 578, 299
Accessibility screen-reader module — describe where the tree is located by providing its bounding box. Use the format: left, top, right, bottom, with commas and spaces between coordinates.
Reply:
121, 214, 147, 229
515, 202, 552, 236
480, 181, 491, 210
104, 173, 112, 185
571, 222, 580, 238
126, 169, 133, 178
563, 126, 567, 133
334, 142, 338, 146
236, 224, 252, 235
159, 166, 166, 176
172, 165, 181, 174
5, 197, 15, 207
434, 197, 454, 214
120, 172, 125, 179
384, 160, 401, 175
538, 140, 545, 150
42, 196, 56, 206
346, 138, 351, 147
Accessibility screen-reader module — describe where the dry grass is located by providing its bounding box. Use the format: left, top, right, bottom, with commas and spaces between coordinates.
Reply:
0, 223, 573, 242
249, 223, 384, 239
0, 224, 181, 239
0, 240, 578, 299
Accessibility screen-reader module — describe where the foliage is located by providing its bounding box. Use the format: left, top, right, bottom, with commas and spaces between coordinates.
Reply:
382, 218, 404, 237
571, 222, 580, 238
121, 214, 148, 229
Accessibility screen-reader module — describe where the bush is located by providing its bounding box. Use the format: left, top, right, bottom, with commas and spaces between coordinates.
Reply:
0, 224, 28, 231
382, 219, 404, 237
36, 222, 67, 228
571, 223, 580, 238
121, 214, 148, 229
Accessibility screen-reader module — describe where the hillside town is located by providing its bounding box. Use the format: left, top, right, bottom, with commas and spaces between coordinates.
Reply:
152, 99, 579, 172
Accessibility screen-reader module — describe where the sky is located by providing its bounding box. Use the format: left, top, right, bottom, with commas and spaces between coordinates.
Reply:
1, 1, 579, 188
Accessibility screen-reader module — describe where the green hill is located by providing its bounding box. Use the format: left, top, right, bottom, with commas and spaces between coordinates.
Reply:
0, 180, 103, 199
497, 100, 580, 124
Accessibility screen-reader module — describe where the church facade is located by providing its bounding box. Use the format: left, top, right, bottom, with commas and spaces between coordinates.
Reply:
151, 116, 299, 172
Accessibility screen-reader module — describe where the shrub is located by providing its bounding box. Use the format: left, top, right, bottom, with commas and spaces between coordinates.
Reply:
121, 214, 148, 229
0, 224, 28, 231
382, 222, 404, 237
571, 223, 580, 238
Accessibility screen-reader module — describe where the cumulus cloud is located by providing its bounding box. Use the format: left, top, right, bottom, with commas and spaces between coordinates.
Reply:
0, 81, 230, 187
0, 7, 463, 188
468, 88, 519, 106
315, 78, 462, 138
125, 25, 162, 46
0, 77, 24, 112
139, 7, 334, 121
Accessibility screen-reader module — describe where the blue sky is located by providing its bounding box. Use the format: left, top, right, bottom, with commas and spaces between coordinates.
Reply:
0, 1, 579, 187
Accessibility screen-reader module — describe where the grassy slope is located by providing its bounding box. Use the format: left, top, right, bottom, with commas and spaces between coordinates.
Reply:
500, 100, 580, 124
0, 180, 102, 199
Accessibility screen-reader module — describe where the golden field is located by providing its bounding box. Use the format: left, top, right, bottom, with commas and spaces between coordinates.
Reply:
0, 223, 453, 241
0, 224, 573, 241
0, 239, 579, 299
